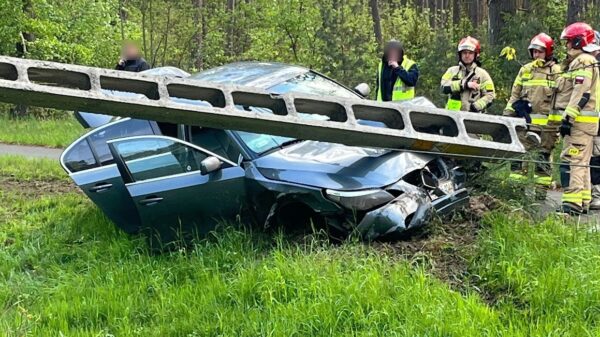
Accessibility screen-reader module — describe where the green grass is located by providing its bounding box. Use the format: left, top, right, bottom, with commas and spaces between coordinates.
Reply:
472, 212, 600, 336
0, 155, 68, 181
2, 155, 600, 336
0, 116, 83, 148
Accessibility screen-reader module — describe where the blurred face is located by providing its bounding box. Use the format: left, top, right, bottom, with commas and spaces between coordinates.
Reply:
460, 50, 475, 64
122, 44, 140, 59
532, 49, 546, 60
388, 49, 399, 62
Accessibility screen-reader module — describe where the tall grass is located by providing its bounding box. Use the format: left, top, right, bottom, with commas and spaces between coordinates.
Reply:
0, 155, 67, 181
0, 116, 83, 148
3, 155, 600, 336
472, 212, 600, 336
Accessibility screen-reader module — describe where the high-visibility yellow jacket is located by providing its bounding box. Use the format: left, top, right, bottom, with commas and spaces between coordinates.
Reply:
376, 57, 417, 101
504, 60, 561, 125
440, 63, 495, 112
554, 49, 600, 135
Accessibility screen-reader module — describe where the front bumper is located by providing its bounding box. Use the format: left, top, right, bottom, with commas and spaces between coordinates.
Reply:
355, 187, 469, 240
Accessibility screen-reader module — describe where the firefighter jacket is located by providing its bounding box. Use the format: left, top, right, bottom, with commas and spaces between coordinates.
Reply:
554, 49, 600, 135
504, 60, 561, 125
440, 62, 495, 112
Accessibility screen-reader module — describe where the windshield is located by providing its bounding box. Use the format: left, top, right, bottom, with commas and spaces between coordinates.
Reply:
237, 71, 358, 156
270, 72, 359, 98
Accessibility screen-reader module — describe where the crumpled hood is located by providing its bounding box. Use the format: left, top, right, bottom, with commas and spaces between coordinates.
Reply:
254, 141, 433, 190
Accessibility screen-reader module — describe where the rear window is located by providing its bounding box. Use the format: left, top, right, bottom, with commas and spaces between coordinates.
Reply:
88, 119, 154, 165
63, 139, 98, 173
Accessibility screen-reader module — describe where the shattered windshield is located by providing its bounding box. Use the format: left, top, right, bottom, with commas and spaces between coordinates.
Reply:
237, 71, 358, 156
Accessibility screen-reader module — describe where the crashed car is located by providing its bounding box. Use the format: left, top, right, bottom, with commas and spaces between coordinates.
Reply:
60, 62, 468, 242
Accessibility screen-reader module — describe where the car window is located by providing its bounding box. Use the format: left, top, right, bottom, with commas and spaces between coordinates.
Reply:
88, 119, 155, 166
189, 127, 241, 161
112, 138, 208, 182
236, 132, 292, 154
269, 72, 358, 98
63, 139, 98, 173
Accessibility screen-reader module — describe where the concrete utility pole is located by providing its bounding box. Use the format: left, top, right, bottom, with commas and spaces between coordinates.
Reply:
0, 56, 528, 158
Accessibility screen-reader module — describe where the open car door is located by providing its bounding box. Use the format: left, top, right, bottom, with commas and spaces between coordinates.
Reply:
108, 136, 246, 247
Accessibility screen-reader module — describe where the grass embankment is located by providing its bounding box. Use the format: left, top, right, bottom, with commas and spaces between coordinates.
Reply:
1, 155, 600, 336
0, 116, 83, 148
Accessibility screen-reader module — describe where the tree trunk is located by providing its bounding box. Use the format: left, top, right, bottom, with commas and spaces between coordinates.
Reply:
488, 0, 516, 46
17, 0, 35, 58
467, 0, 478, 27
119, 0, 126, 41
191, 0, 203, 70
226, 0, 236, 58
13, 0, 36, 118
567, 0, 583, 24
452, 0, 460, 25
369, 0, 383, 47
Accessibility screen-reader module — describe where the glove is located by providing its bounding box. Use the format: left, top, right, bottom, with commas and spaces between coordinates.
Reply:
559, 119, 572, 138
512, 99, 532, 124
469, 103, 479, 112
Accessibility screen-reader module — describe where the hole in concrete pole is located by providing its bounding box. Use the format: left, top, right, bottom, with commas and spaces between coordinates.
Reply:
167, 84, 226, 108
28, 68, 91, 90
352, 104, 404, 130
409, 111, 459, 137
100, 76, 159, 100
0, 63, 18, 81
464, 120, 512, 144
232, 92, 288, 116
294, 98, 347, 122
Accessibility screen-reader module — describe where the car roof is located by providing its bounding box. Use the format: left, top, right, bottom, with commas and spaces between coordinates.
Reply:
189, 61, 309, 89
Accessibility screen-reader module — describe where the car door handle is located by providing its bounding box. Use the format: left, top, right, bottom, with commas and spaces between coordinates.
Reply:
89, 183, 113, 193
139, 196, 164, 206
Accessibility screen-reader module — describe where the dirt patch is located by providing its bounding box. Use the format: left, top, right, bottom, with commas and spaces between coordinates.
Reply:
373, 194, 502, 293
0, 176, 78, 196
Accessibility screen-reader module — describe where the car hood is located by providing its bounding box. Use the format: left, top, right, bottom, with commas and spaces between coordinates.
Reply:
254, 141, 433, 190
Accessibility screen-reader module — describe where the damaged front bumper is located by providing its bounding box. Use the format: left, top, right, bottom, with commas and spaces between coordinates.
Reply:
355, 186, 469, 240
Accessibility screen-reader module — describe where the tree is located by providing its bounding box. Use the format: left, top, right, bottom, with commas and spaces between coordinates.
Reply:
191, 0, 204, 70
369, 0, 383, 47
452, 0, 460, 25
488, 0, 516, 46
566, 0, 583, 24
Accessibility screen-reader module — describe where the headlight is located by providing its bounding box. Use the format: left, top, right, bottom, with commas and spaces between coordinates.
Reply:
325, 189, 394, 211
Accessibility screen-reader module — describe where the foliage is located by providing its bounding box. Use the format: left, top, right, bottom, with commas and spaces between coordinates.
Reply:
0, 0, 582, 114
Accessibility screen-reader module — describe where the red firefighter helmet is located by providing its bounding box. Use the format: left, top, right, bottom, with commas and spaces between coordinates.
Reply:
560, 22, 595, 49
528, 33, 554, 60
457, 36, 481, 56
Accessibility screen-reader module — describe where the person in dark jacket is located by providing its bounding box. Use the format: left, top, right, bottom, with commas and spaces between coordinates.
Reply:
375, 40, 419, 102
115, 42, 151, 72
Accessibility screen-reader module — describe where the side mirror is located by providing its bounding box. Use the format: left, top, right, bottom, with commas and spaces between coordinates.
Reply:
200, 156, 223, 175
354, 83, 370, 98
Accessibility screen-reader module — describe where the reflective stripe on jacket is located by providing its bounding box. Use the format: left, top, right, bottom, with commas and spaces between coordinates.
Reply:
504, 60, 560, 117
554, 50, 599, 134
440, 63, 495, 112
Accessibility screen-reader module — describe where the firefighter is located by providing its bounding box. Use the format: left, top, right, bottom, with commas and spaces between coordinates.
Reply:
375, 40, 419, 102
503, 33, 561, 187
585, 31, 600, 210
441, 36, 495, 112
555, 22, 600, 215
